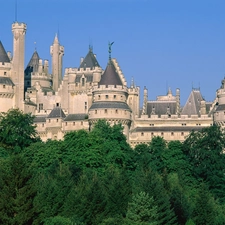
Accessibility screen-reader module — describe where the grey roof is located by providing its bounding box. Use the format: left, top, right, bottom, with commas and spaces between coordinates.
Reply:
75, 74, 93, 83
0, 77, 14, 86
64, 114, 87, 121
181, 89, 203, 116
34, 116, 46, 123
25, 51, 40, 75
0, 41, 10, 63
132, 126, 203, 133
89, 101, 131, 111
215, 104, 225, 111
147, 101, 177, 116
99, 61, 123, 86
79, 48, 100, 69
47, 107, 66, 118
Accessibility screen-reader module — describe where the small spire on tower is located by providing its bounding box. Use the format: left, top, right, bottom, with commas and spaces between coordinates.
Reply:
54, 33, 59, 44
108, 41, 114, 62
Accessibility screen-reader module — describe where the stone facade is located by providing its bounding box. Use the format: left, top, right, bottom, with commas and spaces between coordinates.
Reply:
0, 20, 222, 145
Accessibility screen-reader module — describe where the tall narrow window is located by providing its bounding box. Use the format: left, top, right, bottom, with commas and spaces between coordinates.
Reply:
82, 78, 85, 86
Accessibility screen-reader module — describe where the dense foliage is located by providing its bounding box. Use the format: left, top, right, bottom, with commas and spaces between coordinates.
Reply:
1, 109, 225, 224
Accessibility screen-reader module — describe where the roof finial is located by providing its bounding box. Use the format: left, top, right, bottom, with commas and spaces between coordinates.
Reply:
34, 41, 37, 51
89, 37, 93, 52
15, 0, 17, 22
108, 41, 114, 62
131, 76, 134, 88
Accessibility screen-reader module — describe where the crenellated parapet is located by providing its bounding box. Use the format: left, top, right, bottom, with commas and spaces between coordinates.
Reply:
111, 58, 127, 86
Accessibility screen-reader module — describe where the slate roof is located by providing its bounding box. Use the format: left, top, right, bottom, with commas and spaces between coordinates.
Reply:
98, 61, 122, 86
34, 116, 46, 123
79, 49, 100, 69
64, 114, 88, 121
89, 101, 131, 111
147, 101, 177, 116
181, 89, 203, 116
25, 51, 40, 75
132, 126, 203, 132
215, 104, 225, 111
0, 77, 14, 86
75, 75, 93, 83
47, 107, 66, 118
0, 41, 10, 63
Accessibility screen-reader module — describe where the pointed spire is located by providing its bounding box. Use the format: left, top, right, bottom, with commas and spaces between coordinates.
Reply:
53, 33, 59, 44
167, 87, 172, 95
108, 41, 114, 62
0, 41, 10, 63
131, 76, 134, 88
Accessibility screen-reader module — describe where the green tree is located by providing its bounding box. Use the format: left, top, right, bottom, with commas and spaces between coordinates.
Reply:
0, 109, 40, 150
125, 191, 158, 225
183, 125, 225, 202
0, 154, 37, 225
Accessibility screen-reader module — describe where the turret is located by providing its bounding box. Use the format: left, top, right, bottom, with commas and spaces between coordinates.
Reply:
176, 88, 180, 115
142, 86, 148, 115
50, 34, 64, 91
12, 22, 27, 110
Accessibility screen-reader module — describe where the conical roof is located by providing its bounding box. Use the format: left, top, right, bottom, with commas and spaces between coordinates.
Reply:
99, 61, 122, 86
79, 48, 100, 69
25, 51, 40, 74
0, 41, 10, 63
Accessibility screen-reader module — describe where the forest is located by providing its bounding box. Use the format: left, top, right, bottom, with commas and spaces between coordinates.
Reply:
0, 109, 225, 225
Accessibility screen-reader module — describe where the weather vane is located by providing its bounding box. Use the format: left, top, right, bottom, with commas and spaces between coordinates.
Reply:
108, 41, 114, 61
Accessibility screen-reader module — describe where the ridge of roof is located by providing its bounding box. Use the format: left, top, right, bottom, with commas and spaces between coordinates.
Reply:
0, 41, 10, 63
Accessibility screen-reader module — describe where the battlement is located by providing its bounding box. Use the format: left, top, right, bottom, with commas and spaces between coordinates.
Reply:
93, 84, 128, 92
137, 113, 212, 120
31, 72, 52, 80
0, 62, 11, 68
12, 22, 27, 30
111, 58, 127, 86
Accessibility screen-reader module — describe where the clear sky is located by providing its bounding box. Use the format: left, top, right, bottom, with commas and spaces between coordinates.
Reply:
1, 0, 225, 106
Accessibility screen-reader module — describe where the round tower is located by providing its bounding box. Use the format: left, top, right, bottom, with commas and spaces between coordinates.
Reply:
214, 78, 225, 126
88, 60, 132, 140
50, 34, 64, 92
12, 22, 27, 110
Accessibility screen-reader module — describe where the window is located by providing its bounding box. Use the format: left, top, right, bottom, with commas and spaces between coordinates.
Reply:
98, 95, 101, 100
75, 83, 78, 86
56, 119, 58, 122
95, 110, 97, 114
181, 132, 184, 136
49, 119, 51, 123
106, 95, 108, 99
161, 132, 164, 136
56, 103, 59, 107
82, 78, 85, 86
3, 85, 5, 89
115, 109, 118, 114
81, 121, 83, 125
42, 123, 44, 127
114, 95, 116, 99
171, 132, 174, 136
65, 122, 67, 126
151, 132, 154, 136
39, 103, 43, 110
141, 132, 144, 136
4, 72, 6, 75
73, 122, 75, 126
105, 109, 107, 113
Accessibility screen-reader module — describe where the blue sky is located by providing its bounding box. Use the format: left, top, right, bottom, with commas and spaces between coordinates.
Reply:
1, 0, 225, 105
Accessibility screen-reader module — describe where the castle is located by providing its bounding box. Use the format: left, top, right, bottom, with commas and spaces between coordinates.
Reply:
0, 20, 224, 146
